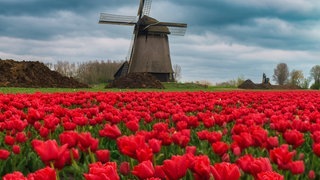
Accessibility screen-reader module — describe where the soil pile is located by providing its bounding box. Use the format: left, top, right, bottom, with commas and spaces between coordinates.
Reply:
238, 79, 301, 90
106, 73, 164, 89
238, 79, 261, 89
0, 59, 89, 88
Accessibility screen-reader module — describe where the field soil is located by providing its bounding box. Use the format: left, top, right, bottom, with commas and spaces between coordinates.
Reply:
106, 72, 164, 89
238, 79, 301, 89
0, 59, 89, 88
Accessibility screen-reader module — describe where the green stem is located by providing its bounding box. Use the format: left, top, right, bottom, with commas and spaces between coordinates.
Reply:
88, 148, 96, 163
50, 161, 60, 180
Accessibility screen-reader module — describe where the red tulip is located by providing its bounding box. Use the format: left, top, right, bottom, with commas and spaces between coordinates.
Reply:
176, 121, 188, 130
3, 171, 26, 180
70, 148, 80, 161
32, 139, 68, 164
172, 130, 190, 148
84, 162, 119, 180
39, 126, 50, 138
4, 135, 15, 146
125, 120, 139, 132
148, 138, 162, 153
283, 129, 305, 148
132, 160, 155, 179
186, 146, 197, 155
312, 131, 320, 143
190, 155, 211, 180
313, 143, 320, 156
155, 165, 167, 179
72, 116, 88, 126
15, 132, 27, 143
27, 166, 56, 180
210, 162, 241, 180
27, 108, 44, 125
119, 161, 130, 176
256, 171, 284, 180
288, 160, 305, 175
251, 126, 268, 147
309, 170, 316, 179
236, 154, 254, 173
0, 149, 10, 160
231, 143, 241, 156
212, 141, 229, 156
59, 131, 79, 148
78, 132, 99, 152
266, 136, 279, 150
197, 130, 222, 143
158, 132, 172, 145
232, 132, 253, 150
12, 145, 21, 154
116, 135, 147, 159
62, 122, 77, 130
270, 144, 294, 170
249, 157, 272, 177
162, 155, 189, 180
136, 147, 153, 163
95, 149, 110, 163
99, 124, 121, 139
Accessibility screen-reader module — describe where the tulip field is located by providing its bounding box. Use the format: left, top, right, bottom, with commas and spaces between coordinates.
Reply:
1, 90, 320, 179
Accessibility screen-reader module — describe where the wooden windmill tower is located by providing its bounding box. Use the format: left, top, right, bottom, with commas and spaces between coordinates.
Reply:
99, 0, 187, 82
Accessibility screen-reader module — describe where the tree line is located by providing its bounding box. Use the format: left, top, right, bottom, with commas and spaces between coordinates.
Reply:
46, 60, 123, 84
273, 63, 320, 89
46, 61, 182, 84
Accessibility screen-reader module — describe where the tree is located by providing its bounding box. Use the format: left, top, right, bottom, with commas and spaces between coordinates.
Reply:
310, 65, 320, 84
310, 65, 320, 89
273, 63, 289, 85
301, 77, 311, 89
289, 70, 304, 87
54, 61, 77, 77
173, 64, 182, 82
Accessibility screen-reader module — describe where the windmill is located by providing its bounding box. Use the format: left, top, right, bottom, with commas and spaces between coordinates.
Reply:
99, 0, 187, 82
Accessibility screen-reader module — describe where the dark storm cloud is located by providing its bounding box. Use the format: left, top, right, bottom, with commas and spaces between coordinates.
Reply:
0, 0, 132, 16
0, 0, 136, 39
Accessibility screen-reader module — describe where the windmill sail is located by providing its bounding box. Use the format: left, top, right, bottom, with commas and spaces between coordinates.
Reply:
167, 26, 187, 36
142, 0, 152, 16
99, 13, 137, 25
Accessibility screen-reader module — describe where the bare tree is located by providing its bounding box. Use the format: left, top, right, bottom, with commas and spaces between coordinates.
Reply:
310, 65, 320, 84
289, 69, 304, 87
273, 63, 289, 85
173, 64, 182, 82
54, 61, 77, 77
48, 60, 123, 84
75, 60, 123, 84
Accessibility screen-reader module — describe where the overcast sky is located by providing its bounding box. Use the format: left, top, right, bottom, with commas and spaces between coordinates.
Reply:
0, 0, 319, 84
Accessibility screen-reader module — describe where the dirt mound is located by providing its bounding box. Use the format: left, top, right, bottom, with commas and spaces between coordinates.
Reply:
238, 79, 301, 90
106, 73, 164, 89
0, 59, 89, 88
238, 79, 261, 89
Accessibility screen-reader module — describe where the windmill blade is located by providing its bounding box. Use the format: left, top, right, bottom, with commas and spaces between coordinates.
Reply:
99, 13, 137, 26
156, 22, 187, 28
142, 0, 152, 16
145, 22, 187, 36
137, 0, 144, 17
126, 34, 136, 61
168, 26, 187, 36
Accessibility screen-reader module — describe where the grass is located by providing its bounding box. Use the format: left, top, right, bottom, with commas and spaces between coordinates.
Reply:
0, 83, 238, 94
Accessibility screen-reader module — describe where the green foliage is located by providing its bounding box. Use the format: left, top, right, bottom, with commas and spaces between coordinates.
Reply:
310, 83, 320, 90
0, 82, 238, 94
215, 75, 245, 88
